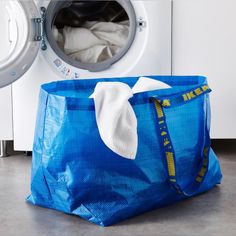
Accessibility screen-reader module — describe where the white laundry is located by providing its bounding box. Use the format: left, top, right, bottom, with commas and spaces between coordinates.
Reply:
91, 82, 137, 159
53, 21, 129, 63
90, 77, 172, 160
132, 76, 172, 93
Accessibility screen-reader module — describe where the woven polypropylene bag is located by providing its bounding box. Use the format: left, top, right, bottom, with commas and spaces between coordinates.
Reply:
27, 76, 222, 226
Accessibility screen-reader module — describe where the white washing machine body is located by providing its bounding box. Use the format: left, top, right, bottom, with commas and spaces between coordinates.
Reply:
0, 0, 172, 151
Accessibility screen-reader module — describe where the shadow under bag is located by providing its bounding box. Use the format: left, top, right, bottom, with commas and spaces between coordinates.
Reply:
27, 76, 222, 226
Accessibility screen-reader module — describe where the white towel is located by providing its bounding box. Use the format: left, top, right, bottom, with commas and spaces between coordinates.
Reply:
90, 77, 171, 159
132, 77, 172, 93
91, 82, 138, 159
53, 21, 129, 63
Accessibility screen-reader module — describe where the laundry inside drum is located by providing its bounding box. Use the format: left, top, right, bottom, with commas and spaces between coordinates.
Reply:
52, 0, 130, 64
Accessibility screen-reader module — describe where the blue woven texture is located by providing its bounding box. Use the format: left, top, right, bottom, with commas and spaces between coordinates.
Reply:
27, 76, 222, 226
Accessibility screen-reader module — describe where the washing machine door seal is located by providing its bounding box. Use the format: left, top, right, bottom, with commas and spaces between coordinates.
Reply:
0, 0, 41, 88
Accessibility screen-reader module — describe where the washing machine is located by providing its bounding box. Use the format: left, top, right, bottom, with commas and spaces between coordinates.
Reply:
0, 0, 172, 151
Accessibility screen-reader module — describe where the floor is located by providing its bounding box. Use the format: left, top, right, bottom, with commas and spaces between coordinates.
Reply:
0, 140, 235, 236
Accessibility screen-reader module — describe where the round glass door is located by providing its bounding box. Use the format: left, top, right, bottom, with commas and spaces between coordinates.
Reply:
0, 0, 40, 88
0, 2, 15, 64
0, 0, 27, 69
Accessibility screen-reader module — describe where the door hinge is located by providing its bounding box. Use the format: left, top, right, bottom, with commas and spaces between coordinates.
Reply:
33, 7, 47, 50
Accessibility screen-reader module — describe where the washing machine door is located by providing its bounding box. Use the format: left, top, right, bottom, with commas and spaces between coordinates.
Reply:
0, 0, 41, 88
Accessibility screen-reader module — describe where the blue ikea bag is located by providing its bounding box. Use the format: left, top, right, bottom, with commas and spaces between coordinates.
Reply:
27, 76, 222, 226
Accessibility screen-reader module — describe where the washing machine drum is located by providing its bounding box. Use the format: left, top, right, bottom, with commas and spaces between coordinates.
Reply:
46, 0, 137, 72
54, 1, 128, 27
0, 0, 136, 88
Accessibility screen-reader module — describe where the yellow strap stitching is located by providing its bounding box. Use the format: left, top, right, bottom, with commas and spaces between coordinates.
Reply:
199, 167, 207, 177
154, 99, 164, 118
166, 152, 176, 176
196, 176, 203, 183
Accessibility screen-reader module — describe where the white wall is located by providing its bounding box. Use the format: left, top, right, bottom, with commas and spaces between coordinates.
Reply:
172, 0, 236, 138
